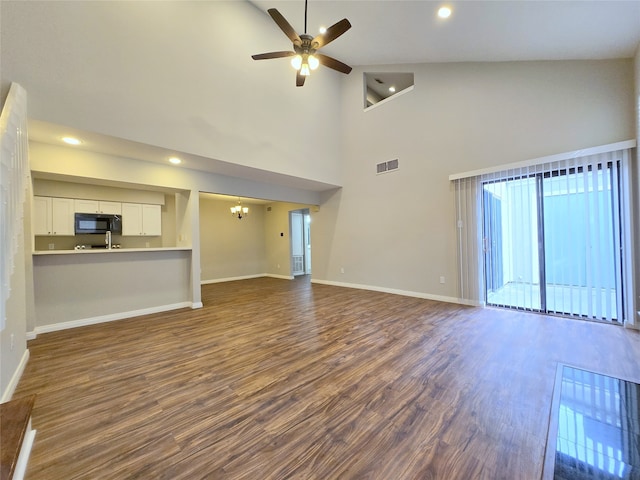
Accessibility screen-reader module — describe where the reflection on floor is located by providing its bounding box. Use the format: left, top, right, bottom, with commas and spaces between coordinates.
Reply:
552, 366, 640, 479
487, 282, 618, 321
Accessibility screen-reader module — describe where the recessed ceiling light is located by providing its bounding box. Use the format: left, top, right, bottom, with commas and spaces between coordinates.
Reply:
438, 6, 452, 19
62, 136, 81, 145
389, 86, 396, 93
169, 157, 182, 165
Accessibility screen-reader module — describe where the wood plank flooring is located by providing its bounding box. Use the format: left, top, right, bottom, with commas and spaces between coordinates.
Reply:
1, 394, 35, 480
13, 276, 640, 479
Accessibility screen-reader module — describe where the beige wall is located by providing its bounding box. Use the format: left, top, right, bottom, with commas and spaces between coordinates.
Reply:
29, 142, 322, 207
33, 250, 192, 329
199, 196, 267, 281
264, 202, 312, 277
312, 59, 635, 301
199, 197, 312, 281
32, 179, 166, 205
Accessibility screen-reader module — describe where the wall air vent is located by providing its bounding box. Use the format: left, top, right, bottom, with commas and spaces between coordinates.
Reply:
376, 159, 399, 175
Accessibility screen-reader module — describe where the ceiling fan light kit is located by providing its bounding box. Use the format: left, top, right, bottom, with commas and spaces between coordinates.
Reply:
251, 0, 352, 87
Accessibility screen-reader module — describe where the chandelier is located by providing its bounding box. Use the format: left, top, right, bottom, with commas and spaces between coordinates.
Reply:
230, 200, 249, 219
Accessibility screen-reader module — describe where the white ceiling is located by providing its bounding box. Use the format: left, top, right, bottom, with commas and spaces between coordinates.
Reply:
27, 1, 640, 194
249, 1, 640, 65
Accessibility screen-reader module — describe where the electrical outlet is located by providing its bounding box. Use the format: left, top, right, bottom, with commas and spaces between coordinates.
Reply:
340, 267, 345, 274
10, 333, 15, 351
440, 276, 445, 284
48, 243, 55, 250
277, 264, 280, 269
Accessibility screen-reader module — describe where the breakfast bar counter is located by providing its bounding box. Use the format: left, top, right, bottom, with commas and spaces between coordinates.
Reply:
31, 247, 194, 334
33, 246, 191, 255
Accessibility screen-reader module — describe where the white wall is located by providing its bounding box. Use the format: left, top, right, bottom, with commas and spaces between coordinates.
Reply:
312, 60, 635, 300
0, 84, 32, 401
0, 1, 344, 187
0, 211, 30, 401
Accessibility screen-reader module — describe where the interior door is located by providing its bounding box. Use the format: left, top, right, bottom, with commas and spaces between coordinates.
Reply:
304, 212, 312, 274
290, 212, 305, 276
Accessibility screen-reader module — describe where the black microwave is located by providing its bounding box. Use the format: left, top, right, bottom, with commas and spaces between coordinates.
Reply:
74, 213, 122, 235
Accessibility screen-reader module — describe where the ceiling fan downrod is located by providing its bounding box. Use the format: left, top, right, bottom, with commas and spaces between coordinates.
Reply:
304, 0, 308, 34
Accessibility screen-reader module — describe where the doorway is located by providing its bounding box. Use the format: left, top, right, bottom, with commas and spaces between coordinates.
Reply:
290, 209, 311, 276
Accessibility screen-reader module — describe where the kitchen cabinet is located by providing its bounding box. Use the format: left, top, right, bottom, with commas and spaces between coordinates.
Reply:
33, 196, 75, 235
121, 203, 161, 236
74, 199, 122, 214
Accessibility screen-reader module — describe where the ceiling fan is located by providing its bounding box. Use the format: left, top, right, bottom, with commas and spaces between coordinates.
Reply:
251, 0, 352, 87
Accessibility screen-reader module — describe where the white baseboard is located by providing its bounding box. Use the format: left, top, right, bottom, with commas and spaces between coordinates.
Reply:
201, 274, 294, 284
25, 331, 36, 341
13, 421, 36, 480
32, 302, 192, 336
1, 348, 30, 403
201, 274, 265, 285
265, 274, 294, 280
192, 302, 203, 309
310, 279, 482, 307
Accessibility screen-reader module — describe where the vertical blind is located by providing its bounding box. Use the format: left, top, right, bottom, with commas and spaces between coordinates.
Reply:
452, 146, 633, 323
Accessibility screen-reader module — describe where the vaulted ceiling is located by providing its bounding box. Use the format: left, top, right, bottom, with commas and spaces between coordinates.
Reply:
15, 1, 640, 194
249, 1, 640, 65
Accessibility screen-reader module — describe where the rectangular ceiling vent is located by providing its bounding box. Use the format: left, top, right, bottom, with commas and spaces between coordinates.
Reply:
376, 159, 399, 175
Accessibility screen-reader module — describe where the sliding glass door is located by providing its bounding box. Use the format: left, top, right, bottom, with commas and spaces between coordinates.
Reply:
482, 161, 623, 322
483, 176, 541, 311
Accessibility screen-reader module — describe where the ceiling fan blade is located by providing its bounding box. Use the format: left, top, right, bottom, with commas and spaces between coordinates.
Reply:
296, 72, 306, 87
268, 8, 302, 46
312, 18, 351, 49
252, 51, 296, 60
315, 53, 352, 74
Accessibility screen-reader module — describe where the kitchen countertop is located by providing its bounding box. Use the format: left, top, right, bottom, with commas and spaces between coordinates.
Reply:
33, 247, 192, 255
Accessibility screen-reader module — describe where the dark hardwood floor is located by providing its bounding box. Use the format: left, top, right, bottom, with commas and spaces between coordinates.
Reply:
13, 277, 640, 479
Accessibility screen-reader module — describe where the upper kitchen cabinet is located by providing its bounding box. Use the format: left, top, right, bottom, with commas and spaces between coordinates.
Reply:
33, 196, 74, 236
74, 199, 122, 215
122, 203, 162, 236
